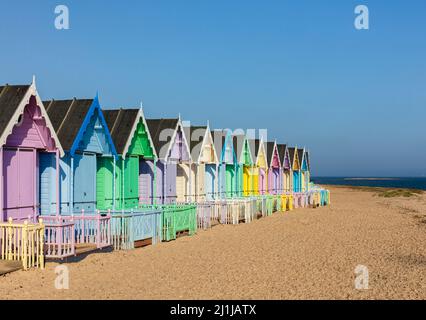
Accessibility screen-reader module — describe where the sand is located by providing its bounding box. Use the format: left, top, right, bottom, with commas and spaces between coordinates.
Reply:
0, 186, 425, 300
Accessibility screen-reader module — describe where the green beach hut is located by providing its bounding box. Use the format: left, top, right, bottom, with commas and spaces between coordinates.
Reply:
102, 107, 157, 211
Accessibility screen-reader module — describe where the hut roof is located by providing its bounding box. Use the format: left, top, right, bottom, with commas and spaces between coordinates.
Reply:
233, 134, 246, 163
0, 85, 31, 138
103, 108, 139, 155
298, 148, 305, 167
266, 141, 275, 166
288, 147, 297, 166
277, 143, 287, 166
305, 151, 310, 171
146, 118, 179, 156
44, 98, 93, 151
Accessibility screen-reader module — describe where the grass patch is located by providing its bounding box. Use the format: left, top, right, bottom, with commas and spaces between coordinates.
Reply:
377, 189, 423, 198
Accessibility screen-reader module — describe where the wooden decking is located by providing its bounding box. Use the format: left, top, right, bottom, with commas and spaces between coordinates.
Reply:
0, 260, 22, 276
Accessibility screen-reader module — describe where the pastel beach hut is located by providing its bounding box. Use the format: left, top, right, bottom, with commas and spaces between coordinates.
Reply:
289, 146, 306, 208
277, 143, 293, 210
145, 118, 191, 204
102, 108, 162, 249
248, 139, 268, 195
288, 147, 300, 193
280, 144, 292, 193
41, 95, 118, 215
266, 140, 281, 195
299, 148, 309, 193
103, 108, 157, 209
212, 129, 237, 199
145, 118, 197, 241
182, 124, 219, 202
233, 133, 254, 197
0, 81, 63, 222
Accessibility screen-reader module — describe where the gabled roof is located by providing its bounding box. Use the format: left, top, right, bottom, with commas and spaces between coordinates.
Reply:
305, 150, 311, 171
44, 95, 117, 157
104, 108, 138, 155
277, 143, 287, 167
183, 124, 218, 163
247, 139, 261, 162
0, 81, 64, 155
233, 133, 245, 163
188, 126, 207, 153
266, 141, 276, 167
298, 148, 305, 168
288, 147, 296, 164
146, 118, 178, 156
146, 118, 190, 161
103, 108, 157, 159
211, 129, 235, 163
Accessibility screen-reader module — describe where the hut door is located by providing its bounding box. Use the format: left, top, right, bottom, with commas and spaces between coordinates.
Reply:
124, 156, 139, 209
243, 166, 250, 196
176, 164, 187, 202
139, 160, 154, 205
96, 157, 114, 211
205, 164, 215, 200
74, 153, 96, 213
293, 171, 299, 192
3, 149, 36, 221
225, 165, 234, 197
39, 153, 56, 215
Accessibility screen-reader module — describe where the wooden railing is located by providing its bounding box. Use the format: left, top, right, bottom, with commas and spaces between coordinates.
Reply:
43, 220, 75, 259
110, 209, 162, 250
40, 212, 111, 259
0, 218, 45, 270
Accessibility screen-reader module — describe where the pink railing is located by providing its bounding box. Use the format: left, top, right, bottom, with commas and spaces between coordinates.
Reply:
44, 221, 75, 259
40, 211, 111, 258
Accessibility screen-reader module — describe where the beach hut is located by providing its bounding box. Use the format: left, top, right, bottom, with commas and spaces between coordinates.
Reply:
145, 118, 191, 204
288, 147, 301, 193
103, 108, 157, 209
248, 139, 268, 195
233, 133, 254, 197
304, 150, 311, 192
183, 123, 219, 202
266, 141, 281, 195
299, 148, 309, 192
41, 95, 117, 215
0, 80, 63, 222
276, 144, 289, 193
212, 130, 237, 199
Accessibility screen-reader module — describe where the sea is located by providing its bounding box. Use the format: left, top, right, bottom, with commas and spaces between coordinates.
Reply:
311, 177, 426, 191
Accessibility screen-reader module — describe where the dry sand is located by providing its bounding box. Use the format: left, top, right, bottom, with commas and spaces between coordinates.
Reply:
1, 186, 425, 300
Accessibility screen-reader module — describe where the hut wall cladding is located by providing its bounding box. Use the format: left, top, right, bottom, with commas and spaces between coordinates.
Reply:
40, 98, 117, 215
0, 84, 60, 222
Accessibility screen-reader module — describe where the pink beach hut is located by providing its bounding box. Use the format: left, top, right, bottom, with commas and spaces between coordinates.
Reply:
0, 80, 63, 222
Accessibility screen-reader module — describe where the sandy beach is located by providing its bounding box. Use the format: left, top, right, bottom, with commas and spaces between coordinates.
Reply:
1, 186, 425, 300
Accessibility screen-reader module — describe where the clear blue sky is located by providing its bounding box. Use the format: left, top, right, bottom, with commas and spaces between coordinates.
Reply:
1, 1, 425, 176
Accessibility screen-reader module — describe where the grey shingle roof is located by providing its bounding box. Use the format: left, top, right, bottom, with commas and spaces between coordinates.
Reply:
103, 108, 139, 155
44, 98, 93, 151
146, 118, 179, 158
0, 85, 31, 139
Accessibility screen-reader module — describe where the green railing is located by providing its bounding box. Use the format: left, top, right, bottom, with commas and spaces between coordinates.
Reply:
139, 203, 197, 242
